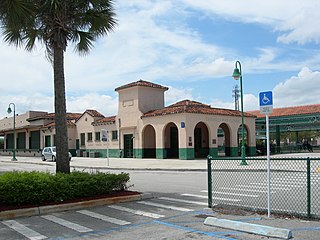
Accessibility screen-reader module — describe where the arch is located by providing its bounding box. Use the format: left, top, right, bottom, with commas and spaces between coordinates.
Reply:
163, 122, 179, 158
142, 124, 156, 158
194, 122, 209, 158
218, 123, 231, 156
237, 124, 249, 155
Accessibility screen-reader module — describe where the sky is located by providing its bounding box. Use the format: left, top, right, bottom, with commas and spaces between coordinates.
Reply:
1, 0, 320, 119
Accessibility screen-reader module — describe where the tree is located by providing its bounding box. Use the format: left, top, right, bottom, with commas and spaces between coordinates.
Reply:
0, 0, 117, 173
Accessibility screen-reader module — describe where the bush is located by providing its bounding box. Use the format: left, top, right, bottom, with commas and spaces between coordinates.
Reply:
0, 171, 130, 206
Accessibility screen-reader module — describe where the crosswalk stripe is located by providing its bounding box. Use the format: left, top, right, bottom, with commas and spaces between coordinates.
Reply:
41, 215, 92, 233
236, 184, 291, 191
159, 197, 207, 206
182, 193, 240, 202
77, 210, 131, 226
109, 205, 165, 219
213, 191, 259, 197
137, 201, 194, 212
2, 220, 47, 240
219, 187, 276, 194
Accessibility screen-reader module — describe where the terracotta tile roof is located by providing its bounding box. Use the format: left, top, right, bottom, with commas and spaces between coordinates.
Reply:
28, 112, 82, 121
115, 80, 169, 91
83, 109, 105, 118
93, 115, 116, 125
44, 120, 76, 128
142, 100, 255, 118
248, 104, 320, 118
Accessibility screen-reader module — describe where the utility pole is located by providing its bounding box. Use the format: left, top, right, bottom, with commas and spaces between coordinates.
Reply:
232, 85, 240, 111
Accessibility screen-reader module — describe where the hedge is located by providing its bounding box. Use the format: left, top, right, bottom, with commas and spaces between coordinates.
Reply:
0, 171, 130, 205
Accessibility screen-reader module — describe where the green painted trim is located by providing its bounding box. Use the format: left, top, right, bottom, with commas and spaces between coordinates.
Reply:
179, 148, 194, 160
84, 149, 121, 158
229, 147, 239, 157
156, 148, 166, 159
134, 148, 143, 158
247, 146, 256, 156
209, 148, 218, 157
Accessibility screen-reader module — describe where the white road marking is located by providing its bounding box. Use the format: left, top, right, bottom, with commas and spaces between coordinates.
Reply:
41, 215, 92, 233
251, 182, 306, 187
219, 187, 276, 194
213, 191, 259, 198
2, 220, 47, 240
77, 210, 131, 226
182, 193, 240, 202
201, 189, 258, 197
159, 197, 207, 206
236, 184, 291, 191
137, 201, 194, 212
109, 205, 165, 219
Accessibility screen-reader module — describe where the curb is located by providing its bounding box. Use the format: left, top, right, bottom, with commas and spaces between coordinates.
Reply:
204, 217, 292, 239
0, 193, 153, 220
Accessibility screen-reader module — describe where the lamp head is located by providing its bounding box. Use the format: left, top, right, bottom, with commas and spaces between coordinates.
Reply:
232, 68, 241, 80
7, 107, 12, 114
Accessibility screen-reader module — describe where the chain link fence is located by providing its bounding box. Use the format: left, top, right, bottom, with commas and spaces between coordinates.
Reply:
207, 156, 320, 219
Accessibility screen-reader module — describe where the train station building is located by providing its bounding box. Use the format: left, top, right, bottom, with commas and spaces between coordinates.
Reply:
0, 80, 257, 159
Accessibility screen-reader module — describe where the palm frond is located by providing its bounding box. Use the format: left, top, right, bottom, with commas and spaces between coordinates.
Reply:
73, 30, 94, 55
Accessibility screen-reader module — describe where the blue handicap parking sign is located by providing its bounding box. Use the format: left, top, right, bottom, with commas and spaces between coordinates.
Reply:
259, 91, 273, 106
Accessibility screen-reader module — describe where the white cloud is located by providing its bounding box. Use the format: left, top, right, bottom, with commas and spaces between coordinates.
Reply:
210, 94, 258, 111
67, 93, 118, 116
273, 67, 320, 107
182, 0, 320, 45
165, 86, 194, 105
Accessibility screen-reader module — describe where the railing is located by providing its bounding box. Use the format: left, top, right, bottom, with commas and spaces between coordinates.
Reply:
207, 156, 320, 219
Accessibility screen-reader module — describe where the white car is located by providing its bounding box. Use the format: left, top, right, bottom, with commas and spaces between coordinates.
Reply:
41, 146, 72, 161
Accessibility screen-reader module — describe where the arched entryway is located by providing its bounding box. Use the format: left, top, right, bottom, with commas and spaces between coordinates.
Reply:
237, 124, 249, 155
194, 122, 209, 158
218, 123, 231, 156
164, 122, 179, 158
142, 125, 156, 158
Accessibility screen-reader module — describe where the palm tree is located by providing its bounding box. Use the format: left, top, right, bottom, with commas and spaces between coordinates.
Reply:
0, 0, 117, 173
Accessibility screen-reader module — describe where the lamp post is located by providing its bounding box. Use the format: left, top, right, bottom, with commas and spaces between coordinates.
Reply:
232, 61, 247, 165
7, 103, 17, 161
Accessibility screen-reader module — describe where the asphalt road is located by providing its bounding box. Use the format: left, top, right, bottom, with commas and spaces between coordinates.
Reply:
0, 156, 319, 239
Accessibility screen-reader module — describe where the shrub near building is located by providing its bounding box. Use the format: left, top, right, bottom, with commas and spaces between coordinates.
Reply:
0, 171, 130, 206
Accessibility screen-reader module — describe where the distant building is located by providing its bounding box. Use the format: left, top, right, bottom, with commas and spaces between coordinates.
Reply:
249, 104, 320, 153
0, 80, 257, 159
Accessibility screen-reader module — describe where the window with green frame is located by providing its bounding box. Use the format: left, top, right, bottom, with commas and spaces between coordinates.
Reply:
87, 132, 93, 142
112, 130, 118, 140
80, 133, 85, 146
95, 132, 100, 141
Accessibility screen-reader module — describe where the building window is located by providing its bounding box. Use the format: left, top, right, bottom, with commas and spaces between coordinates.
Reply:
80, 133, 85, 146
112, 130, 118, 140
87, 132, 92, 142
95, 132, 100, 141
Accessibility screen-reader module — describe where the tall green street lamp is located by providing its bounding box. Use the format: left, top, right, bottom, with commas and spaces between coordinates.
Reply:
232, 61, 247, 165
7, 103, 17, 161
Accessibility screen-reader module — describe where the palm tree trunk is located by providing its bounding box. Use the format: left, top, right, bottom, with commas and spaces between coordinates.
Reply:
54, 45, 70, 173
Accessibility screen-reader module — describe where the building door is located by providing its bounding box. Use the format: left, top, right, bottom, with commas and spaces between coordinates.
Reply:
45, 135, 51, 147
194, 128, 202, 158
168, 127, 178, 158
124, 134, 133, 158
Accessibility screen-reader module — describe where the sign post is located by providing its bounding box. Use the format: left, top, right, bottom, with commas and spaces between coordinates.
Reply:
259, 91, 273, 218
101, 129, 109, 166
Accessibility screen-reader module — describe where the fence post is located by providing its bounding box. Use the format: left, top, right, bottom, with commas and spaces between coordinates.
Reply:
307, 157, 311, 219
207, 155, 213, 208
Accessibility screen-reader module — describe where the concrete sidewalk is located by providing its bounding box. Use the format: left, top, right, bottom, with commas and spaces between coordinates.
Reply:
0, 155, 208, 171
1, 153, 320, 239
1, 152, 319, 172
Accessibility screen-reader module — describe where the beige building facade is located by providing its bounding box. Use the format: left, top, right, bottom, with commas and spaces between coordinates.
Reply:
0, 80, 257, 159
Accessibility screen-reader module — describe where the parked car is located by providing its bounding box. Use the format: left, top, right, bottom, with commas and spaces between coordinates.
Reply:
41, 146, 72, 161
